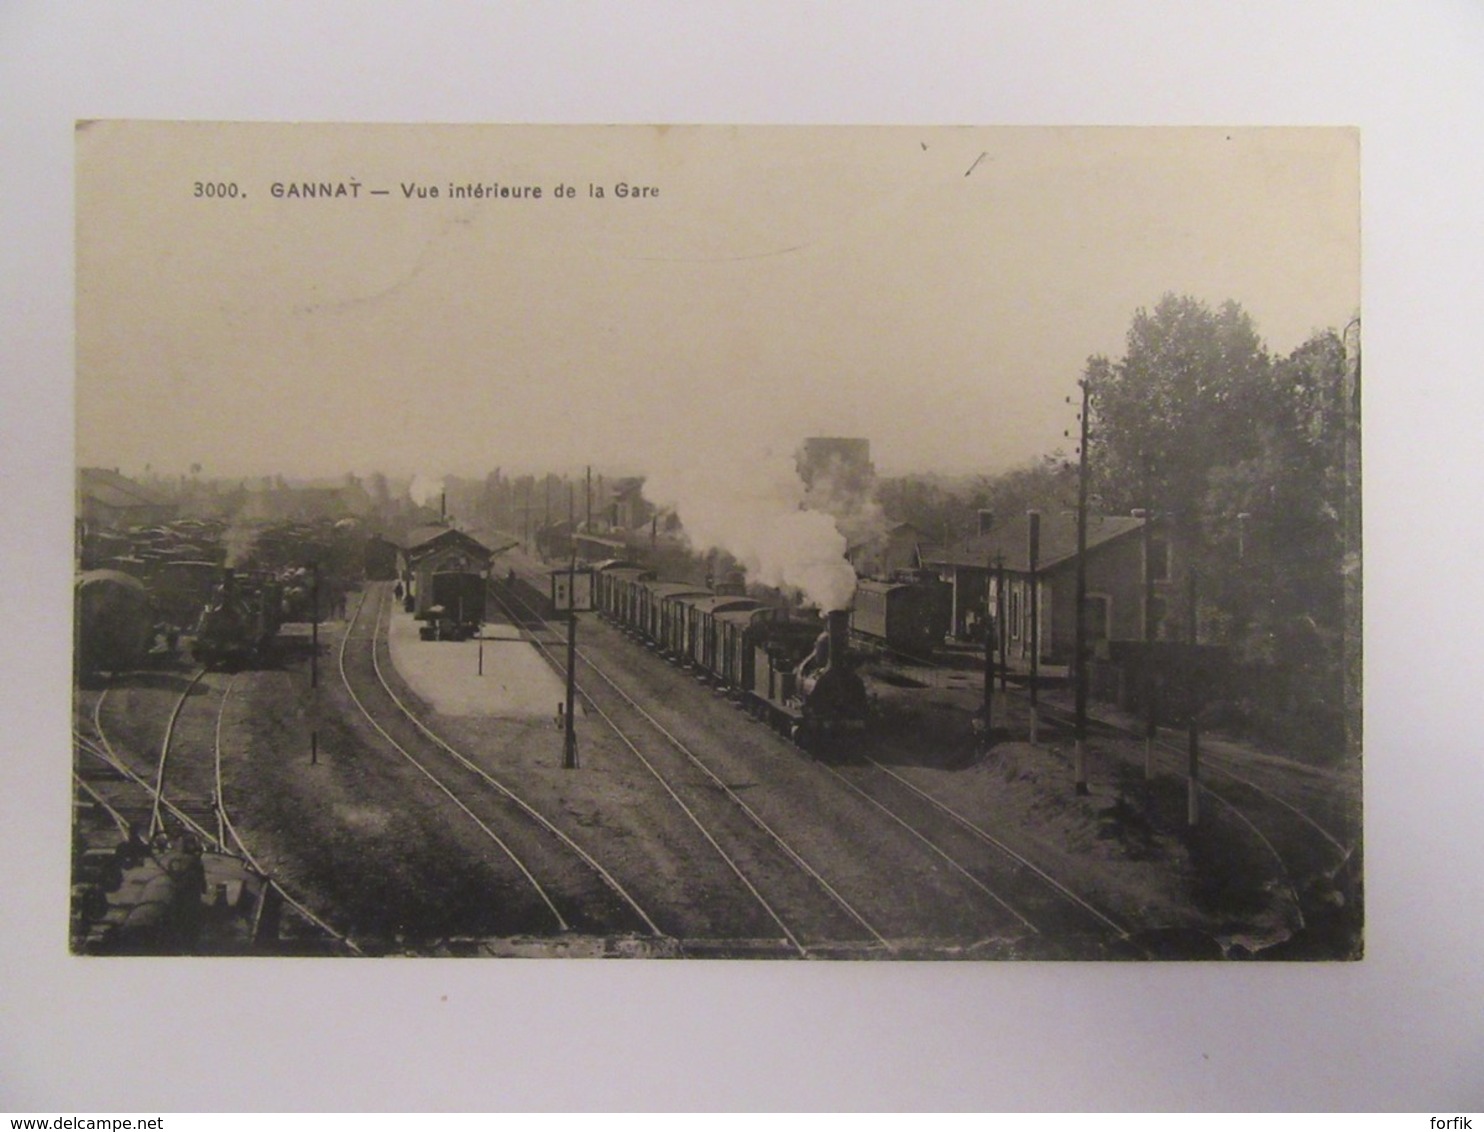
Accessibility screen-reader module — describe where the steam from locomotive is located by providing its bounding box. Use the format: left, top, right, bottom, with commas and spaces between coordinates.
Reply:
642, 446, 858, 611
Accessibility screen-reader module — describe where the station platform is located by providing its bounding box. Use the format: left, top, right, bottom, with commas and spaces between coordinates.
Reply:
384, 600, 567, 719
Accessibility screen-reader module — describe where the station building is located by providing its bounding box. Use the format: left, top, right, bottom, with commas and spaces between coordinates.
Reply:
917, 511, 1180, 665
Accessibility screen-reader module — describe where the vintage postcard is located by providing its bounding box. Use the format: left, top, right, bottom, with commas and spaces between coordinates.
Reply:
73, 122, 1360, 959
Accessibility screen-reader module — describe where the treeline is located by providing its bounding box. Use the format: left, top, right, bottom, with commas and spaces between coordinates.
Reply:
1086, 294, 1357, 759
880, 293, 1358, 761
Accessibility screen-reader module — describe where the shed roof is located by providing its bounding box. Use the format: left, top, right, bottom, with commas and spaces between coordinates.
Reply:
78, 468, 168, 511
400, 525, 493, 559
919, 513, 1146, 573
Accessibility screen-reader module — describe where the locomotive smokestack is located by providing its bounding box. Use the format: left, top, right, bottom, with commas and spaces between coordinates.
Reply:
826, 609, 850, 671
441, 491, 447, 520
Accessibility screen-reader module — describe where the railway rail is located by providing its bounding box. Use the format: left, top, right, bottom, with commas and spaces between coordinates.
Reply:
498, 565, 1112, 957
336, 583, 665, 944
1020, 692, 1356, 935
493, 576, 906, 955
822, 754, 1134, 948
493, 579, 891, 956
882, 646, 1359, 947
73, 672, 357, 954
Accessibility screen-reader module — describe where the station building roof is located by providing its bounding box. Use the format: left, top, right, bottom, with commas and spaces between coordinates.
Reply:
919, 513, 1146, 574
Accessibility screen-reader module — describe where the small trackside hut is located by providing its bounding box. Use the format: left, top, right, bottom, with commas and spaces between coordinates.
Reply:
397, 525, 494, 641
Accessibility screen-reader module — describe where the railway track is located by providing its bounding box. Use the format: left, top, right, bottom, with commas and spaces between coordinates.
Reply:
336, 583, 666, 944
879, 640, 1357, 904
1025, 694, 1358, 909
496, 567, 1089, 957
73, 670, 357, 954
493, 581, 891, 956
821, 753, 1135, 950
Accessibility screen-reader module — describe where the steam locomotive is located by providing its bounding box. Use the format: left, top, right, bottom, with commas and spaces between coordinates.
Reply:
593, 563, 870, 751
192, 568, 284, 668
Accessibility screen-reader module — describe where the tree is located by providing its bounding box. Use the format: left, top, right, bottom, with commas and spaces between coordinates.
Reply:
1088, 293, 1272, 521
1082, 296, 1353, 757
978, 455, 1078, 524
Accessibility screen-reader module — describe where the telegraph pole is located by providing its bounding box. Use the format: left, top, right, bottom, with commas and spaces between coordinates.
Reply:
1142, 509, 1158, 780
981, 521, 996, 752
1186, 564, 1200, 827
563, 483, 579, 769
1027, 510, 1041, 745
310, 561, 319, 765
995, 554, 1008, 692
1072, 377, 1092, 795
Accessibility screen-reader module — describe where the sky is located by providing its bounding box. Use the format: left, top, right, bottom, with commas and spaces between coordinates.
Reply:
76, 122, 1358, 482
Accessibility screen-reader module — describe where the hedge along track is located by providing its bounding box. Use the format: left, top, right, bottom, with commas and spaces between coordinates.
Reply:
337, 584, 663, 940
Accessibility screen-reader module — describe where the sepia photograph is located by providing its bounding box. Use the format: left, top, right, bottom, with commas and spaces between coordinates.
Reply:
72, 121, 1362, 962
9, 0, 1484, 1112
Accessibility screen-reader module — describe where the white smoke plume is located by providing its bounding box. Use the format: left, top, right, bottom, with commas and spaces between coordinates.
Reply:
221, 524, 258, 569
409, 472, 446, 510
800, 450, 888, 550
642, 445, 857, 611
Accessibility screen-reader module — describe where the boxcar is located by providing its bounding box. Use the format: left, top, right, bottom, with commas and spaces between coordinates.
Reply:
421, 570, 485, 640
636, 581, 710, 647
713, 606, 778, 692
682, 595, 764, 677
851, 578, 952, 659
596, 565, 652, 626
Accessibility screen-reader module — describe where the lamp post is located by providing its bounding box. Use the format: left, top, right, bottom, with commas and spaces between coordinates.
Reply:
1341, 316, 1362, 760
